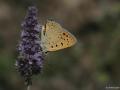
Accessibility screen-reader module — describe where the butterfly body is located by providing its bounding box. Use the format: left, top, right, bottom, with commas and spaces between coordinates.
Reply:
41, 20, 77, 52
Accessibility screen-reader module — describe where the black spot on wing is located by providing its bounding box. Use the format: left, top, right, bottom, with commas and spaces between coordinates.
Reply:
63, 33, 66, 35
63, 32, 69, 37
51, 46, 53, 48
66, 35, 68, 37
61, 42, 63, 46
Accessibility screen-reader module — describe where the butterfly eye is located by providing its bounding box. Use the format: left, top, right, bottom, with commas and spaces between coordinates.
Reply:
44, 51, 48, 55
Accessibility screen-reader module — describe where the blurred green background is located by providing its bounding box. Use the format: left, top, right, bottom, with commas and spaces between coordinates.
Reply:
0, 0, 120, 90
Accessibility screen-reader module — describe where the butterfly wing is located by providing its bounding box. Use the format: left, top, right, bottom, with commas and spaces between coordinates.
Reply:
41, 20, 77, 52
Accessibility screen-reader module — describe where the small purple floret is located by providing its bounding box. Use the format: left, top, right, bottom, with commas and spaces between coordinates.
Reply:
16, 6, 44, 86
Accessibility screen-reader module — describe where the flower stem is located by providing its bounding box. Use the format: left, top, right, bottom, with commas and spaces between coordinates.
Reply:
27, 85, 31, 90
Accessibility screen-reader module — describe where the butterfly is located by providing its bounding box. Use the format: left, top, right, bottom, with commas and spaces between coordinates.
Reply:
41, 19, 77, 52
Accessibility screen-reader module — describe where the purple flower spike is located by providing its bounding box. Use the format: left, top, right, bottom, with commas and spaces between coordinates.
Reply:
16, 6, 45, 86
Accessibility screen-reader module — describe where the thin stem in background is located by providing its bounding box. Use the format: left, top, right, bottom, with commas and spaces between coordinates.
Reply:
27, 85, 30, 90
